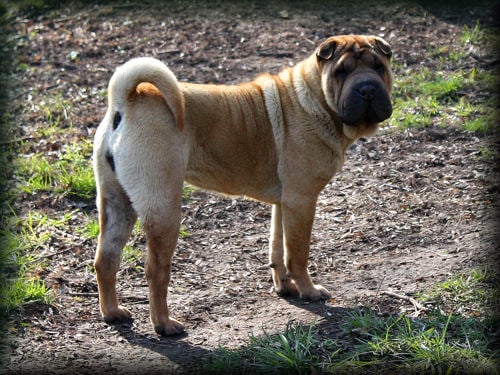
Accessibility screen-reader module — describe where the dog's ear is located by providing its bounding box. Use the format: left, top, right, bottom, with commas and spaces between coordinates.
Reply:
316, 39, 337, 60
374, 37, 392, 58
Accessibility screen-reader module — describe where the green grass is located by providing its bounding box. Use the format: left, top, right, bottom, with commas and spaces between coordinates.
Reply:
388, 67, 496, 133
1, 157, 85, 317
12, 89, 93, 199
80, 216, 100, 240
122, 244, 143, 265
38, 93, 74, 132
247, 322, 321, 373
200, 268, 499, 374
6, 277, 52, 309
387, 22, 497, 134
13, 209, 76, 251
336, 269, 499, 373
15, 139, 95, 199
333, 310, 498, 374
0, 226, 53, 318
202, 321, 326, 374
417, 268, 498, 317
460, 21, 485, 45
0, 208, 79, 316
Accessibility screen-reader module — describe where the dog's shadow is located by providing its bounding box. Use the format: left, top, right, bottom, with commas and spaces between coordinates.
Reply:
108, 319, 210, 372
283, 296, 358, 335
107, 297, 363, 372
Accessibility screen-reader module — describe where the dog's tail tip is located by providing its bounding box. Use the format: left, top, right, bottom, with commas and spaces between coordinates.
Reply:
109, 57, 185, 131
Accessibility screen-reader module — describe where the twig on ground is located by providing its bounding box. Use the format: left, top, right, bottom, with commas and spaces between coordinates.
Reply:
381, 290, 428, 317
29, 248, 73, 263
68, 292, 99, 297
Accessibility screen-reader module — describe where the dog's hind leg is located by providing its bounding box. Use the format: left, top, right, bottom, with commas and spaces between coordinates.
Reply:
107, 89, 186, 335
142, 196, 185, 336
129, 165, 185, 336
94, 176, 137, 323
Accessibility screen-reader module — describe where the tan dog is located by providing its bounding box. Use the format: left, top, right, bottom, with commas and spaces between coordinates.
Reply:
93, 35, 393, 336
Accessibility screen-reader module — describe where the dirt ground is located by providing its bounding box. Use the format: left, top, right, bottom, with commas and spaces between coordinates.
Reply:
4, 0, 499, 373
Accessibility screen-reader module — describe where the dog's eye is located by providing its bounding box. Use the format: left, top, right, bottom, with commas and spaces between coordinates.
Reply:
374, 59, 385, 74
334, 66, 348, 79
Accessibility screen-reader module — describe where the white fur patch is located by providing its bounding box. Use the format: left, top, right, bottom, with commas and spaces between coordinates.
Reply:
292, 64, 330, 122
257, 76, 284, 150
321, 69, 337, 112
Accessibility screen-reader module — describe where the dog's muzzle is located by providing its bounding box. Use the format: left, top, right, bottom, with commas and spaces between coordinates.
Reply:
339, 78, 392, 126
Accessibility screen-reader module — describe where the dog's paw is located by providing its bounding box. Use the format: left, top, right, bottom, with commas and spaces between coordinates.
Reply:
102, 305, 133, 323
275, 279, 300, 297
299, 284, 331, 301
154, 318, 185, 336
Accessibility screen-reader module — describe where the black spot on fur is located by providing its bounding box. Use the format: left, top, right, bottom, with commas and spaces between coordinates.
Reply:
112, 111, 121, 130
105, 150, 115, 171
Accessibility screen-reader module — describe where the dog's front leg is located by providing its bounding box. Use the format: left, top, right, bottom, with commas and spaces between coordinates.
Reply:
269, 203, 299, 296
280, 193, 331, 301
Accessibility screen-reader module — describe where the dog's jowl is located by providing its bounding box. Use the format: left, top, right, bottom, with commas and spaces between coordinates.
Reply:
93, 35, 393, 336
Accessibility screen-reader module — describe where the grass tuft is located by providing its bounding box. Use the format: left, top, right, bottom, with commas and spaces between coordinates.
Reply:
6, 277, 53, 310
247, 322, 319, 373
0, 227, 53, 318
16, 140, 95, 199
202, 321, 323, 374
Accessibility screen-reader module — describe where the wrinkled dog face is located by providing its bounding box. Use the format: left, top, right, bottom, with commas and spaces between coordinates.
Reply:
317, 35, 393, 135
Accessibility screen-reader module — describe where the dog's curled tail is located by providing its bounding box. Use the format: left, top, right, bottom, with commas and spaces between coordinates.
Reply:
108, 57, 185, 131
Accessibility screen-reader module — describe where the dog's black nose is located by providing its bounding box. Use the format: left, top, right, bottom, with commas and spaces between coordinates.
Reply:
339, 79, 392, 126
358, 84, 377, 100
